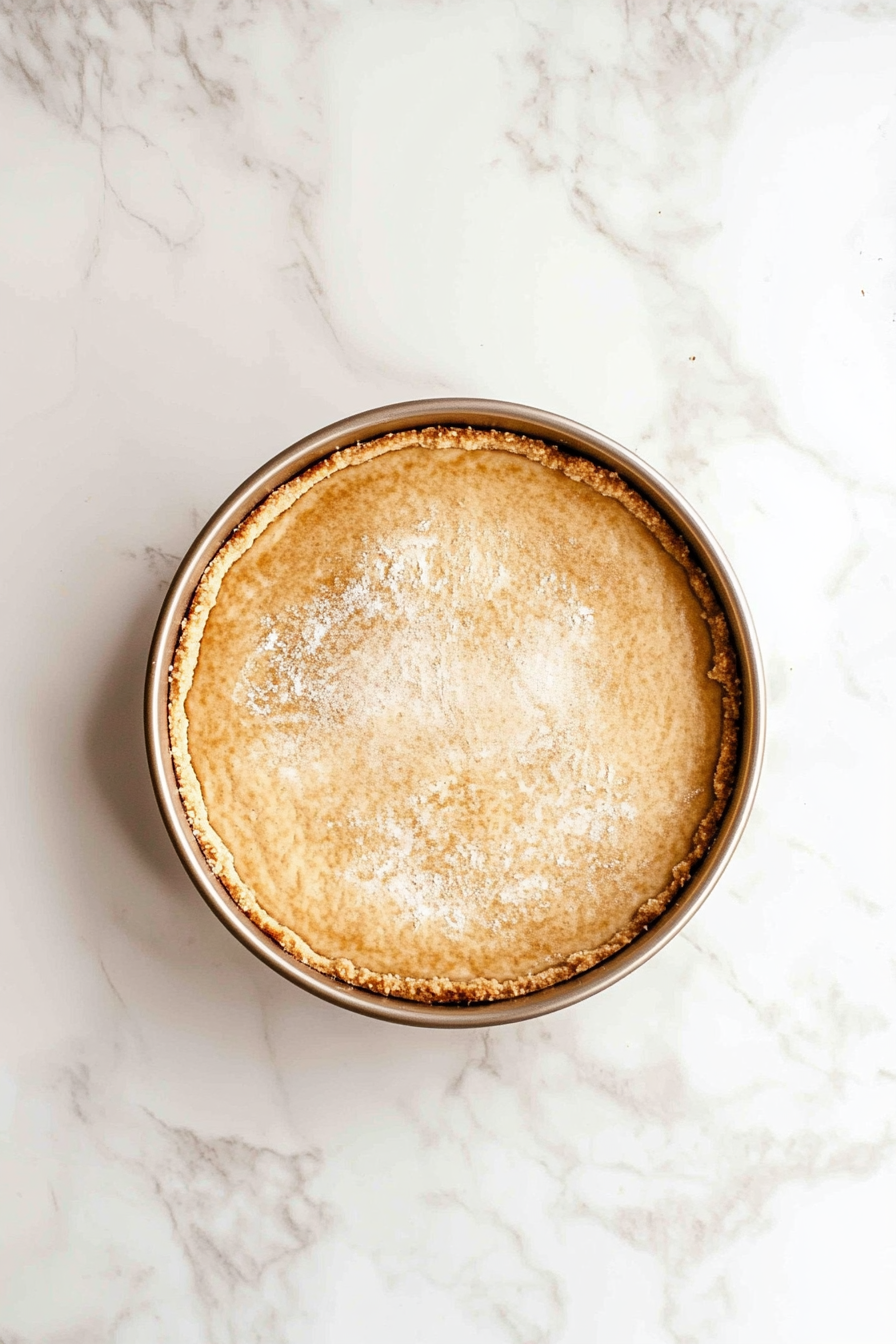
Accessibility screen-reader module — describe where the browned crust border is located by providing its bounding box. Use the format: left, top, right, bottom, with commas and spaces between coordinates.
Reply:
169, 427, 741, 1004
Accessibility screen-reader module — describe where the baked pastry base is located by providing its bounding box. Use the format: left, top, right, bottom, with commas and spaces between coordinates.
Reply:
169, 427, 740, 1004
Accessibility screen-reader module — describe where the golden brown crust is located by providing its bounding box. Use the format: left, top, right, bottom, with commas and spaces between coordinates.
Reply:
169, 427, 740, 1003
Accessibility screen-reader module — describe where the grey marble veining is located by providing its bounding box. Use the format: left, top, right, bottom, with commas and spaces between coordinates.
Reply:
1, 2, 894, 1341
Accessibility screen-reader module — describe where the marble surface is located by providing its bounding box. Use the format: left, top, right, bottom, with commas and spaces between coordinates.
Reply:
1, 1, 894, 1339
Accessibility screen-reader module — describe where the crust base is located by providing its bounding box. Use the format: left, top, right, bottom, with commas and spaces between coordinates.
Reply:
169, 427, 740, 1004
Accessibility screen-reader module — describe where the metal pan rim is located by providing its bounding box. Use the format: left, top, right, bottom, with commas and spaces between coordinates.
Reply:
145, 398, 765, 1028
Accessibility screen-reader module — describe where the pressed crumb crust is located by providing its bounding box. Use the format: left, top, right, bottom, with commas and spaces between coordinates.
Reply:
169, 427, 741, 1004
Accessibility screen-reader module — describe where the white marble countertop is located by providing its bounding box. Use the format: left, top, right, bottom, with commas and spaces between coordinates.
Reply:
1, 3, 894, 1340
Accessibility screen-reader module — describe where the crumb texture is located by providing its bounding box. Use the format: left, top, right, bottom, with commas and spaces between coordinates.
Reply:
170, 428, 739, 1002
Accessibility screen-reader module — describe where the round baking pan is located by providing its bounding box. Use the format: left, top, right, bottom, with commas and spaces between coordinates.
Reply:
145, 399, 765, 1027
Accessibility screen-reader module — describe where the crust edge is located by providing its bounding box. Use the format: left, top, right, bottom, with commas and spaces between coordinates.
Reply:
169, 426, 741, 1004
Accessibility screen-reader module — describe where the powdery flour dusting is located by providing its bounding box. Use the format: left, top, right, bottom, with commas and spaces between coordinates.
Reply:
232, 514, 637, 939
